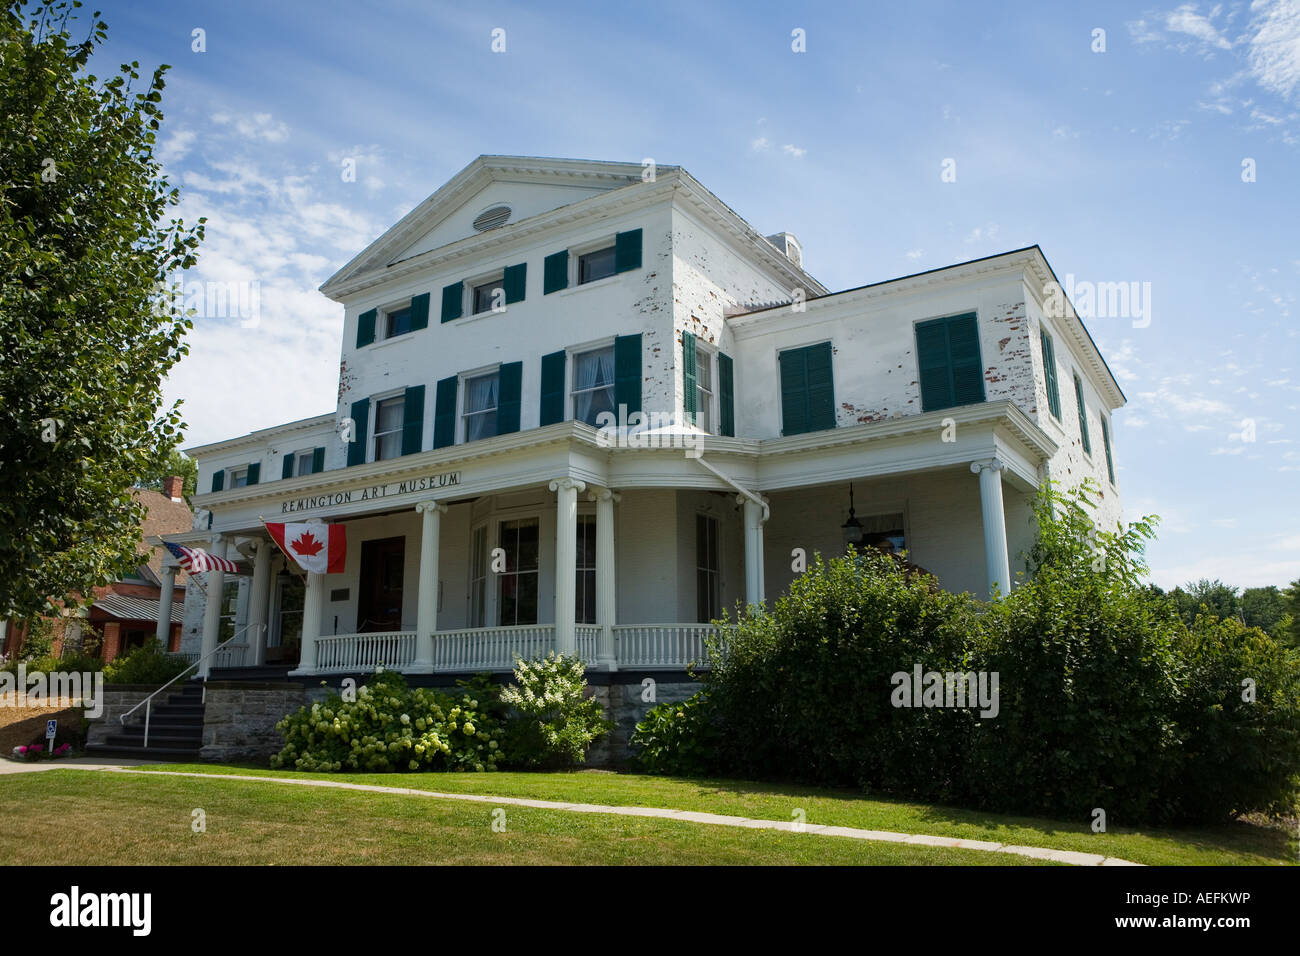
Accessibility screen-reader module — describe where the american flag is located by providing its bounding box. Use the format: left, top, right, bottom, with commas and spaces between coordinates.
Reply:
164, 541, 239, 574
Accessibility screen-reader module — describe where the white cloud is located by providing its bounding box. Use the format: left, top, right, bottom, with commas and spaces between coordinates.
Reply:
782, 143, 806, 158
157, 129, 197, 166
212, 111, 290, 143
750, 136, 770, 152
1246, 0, 1300, 102
1165, 3, 1234, 50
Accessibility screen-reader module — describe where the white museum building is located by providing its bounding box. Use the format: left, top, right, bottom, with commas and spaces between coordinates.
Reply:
163, 156, 1125, 680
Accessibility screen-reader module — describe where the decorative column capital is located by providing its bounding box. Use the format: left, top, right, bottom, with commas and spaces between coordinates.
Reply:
736, 493, 770, 522
970, 458, 1005, 475
549, 477, 587, 494
415, 499, 447, 516
587, 486, 621, 504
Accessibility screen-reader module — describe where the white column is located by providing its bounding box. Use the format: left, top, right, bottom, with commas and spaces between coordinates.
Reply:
590, 487, 619, 670
549, 477, 587, 656
740, 495, 768, 607
411, 499, 447, 673
198, 534, 225, 678
292, 571, 324, 675
245, 539, 272, 667
156, 564, 176, 646
971, 459, 1012, 599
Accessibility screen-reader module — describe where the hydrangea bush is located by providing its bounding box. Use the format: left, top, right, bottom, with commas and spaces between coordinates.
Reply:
272, 668, 504, 772
499, 653, 611, 768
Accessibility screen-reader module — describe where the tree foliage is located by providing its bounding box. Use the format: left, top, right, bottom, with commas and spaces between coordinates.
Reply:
0, 0, 203, 617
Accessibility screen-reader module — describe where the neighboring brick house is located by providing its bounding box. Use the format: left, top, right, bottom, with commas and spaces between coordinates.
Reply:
0, 477, 191, 663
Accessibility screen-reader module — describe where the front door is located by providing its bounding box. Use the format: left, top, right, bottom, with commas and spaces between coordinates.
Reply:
357, 536, 405, 632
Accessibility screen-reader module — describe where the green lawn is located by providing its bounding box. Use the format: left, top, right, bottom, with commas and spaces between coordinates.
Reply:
114, 762, 1300, 865
0, 769, 1047, 865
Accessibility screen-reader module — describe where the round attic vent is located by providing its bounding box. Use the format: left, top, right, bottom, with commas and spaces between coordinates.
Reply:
472, 205, 511, 232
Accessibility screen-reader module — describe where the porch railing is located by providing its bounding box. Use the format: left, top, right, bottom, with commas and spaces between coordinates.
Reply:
269, 623, 718, 675
316, 631, 416, 674
614, 623, 716, 669
432, 624, 556, 671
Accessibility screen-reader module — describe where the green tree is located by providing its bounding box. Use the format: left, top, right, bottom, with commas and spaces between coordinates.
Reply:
1170, 579, 1241, 625
0, 1, 203, 618
1240, 585, 1287, 635
137, 446, 197, 500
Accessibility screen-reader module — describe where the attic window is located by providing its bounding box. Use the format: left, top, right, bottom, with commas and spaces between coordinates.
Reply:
472, 205, 511, 232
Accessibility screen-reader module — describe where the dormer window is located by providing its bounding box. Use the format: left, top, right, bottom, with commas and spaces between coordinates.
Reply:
578, 245, 617, 285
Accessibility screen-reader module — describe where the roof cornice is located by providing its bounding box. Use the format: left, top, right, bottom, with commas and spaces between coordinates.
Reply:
320, 156, 666, 298
183, 413, 335, 458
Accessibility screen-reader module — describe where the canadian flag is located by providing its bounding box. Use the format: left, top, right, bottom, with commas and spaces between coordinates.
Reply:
265, 521, 347, 574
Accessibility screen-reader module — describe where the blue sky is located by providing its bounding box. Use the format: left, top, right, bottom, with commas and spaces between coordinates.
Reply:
92, 0, 1300, 590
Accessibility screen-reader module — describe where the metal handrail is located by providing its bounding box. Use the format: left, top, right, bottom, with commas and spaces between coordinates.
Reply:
119, 622, 265, 748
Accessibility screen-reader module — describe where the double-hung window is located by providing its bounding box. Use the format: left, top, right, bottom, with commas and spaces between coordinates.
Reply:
696, 514, 720, 623
695, 346, 714, 433
228, 467, 249, 489
575, 515, 596, 624
373, 395, 405, 462
578, 245, 617, 285
472, 278, 503, 315
1074, 373, 1092, 455
572, 346, 616, 427
463, 371, 500, 441
293, 449, 314, 477
385, 304, 413, 339
498, 518, 540, 626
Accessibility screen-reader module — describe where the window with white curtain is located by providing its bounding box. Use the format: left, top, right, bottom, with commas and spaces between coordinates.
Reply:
463, 371, 499, 441
373, 395, 405, 461
696, 346, 713, 433
572, 346, 615, 427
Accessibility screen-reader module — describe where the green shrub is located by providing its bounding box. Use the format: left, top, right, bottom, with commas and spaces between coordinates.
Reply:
272, 668, 504, 772
499, 653, 610, 768
631, 690, 719, 776
704, 548, 983, 800
637, 480, 1300, 825
102, 639, 191, 685
1169, 614, 1300, 821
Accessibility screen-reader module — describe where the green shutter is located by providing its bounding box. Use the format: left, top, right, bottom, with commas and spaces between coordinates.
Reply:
614, 334, 642, 416
539, 350, 566, 426
246, 462, 260, 486
311, 447, 325, 474
917, 313, 984, 412
281, 454, 295, 480
211, 470, 224, 493
779, 343, 835, 435
1041, 327, 1061, 420
433, 376, 458, 449
544, 250, 569, 294
1101, 417, 1115, 483
615, 228, 643, 273
682, 331, 697, 424
401, 384, 425, 456
409, 292, 430, 332
718, 352, 735, 437
947, 314, 984, 407
805, 342, 836, 431
503, 263, 526, 304
356, 308, 376, 348
916, 320, 952, 412
440, 282, 463, 323
1074, 375, 1092, 455
779, 349, 809, 436
497, 362, 522, 434
347, 398, 369, 467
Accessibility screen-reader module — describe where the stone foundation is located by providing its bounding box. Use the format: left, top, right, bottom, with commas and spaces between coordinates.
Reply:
85, 687, 155, 749
587, 673, 703, 766
199, 682, 307, 762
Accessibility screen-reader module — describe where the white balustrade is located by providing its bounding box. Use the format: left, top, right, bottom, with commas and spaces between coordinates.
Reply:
315, 631, 417, 674
613, 624, 717, 669
431, 624, 557, 672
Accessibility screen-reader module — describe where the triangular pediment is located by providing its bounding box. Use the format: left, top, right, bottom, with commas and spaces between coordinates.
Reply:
321, 156, 659, 297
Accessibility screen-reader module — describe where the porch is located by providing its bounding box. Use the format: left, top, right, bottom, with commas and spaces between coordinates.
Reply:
194, 622, 716, 674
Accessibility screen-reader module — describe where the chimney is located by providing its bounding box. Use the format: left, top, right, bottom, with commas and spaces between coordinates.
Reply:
765, 232, 803, 270
163, 475, 185, 502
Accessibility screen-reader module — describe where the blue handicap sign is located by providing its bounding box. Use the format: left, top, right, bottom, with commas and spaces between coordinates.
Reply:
45, 719, 57, 739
